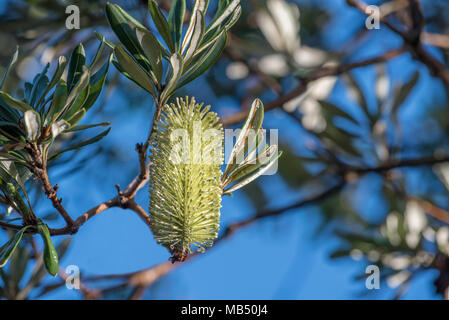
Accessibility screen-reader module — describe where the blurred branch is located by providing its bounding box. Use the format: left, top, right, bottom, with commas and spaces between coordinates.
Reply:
222, 46, 406, 126
346, 0, 449, 83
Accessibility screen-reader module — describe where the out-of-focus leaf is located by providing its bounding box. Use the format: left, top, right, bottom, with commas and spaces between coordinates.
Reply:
0, 46, 19, 90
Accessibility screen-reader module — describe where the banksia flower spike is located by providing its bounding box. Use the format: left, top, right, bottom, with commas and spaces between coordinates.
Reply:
149, 97, 224, 262
149, 97, 281, 263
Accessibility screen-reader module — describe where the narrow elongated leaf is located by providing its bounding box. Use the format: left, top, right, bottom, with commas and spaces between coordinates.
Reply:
65, 76, 90, 119
0, 46, 19, 90
319, 100, 359, 127
83, 53, 113, 111
24, 110, 41, 142
0, 226, 30, 267
168, 0, 186, 51
224, 149, 281, 194
184, 11, 205, 62
0, 91, 33, 112
160, 53, 183, 103
391, 71, 420, 115
136, 28, 163, 84
48, 128, 111, 160
29, 64, 50, 108
51, 120, 70, 138
177, 31, 227, 89
37, 221, 59, 277
36, 56, 67, 108
148, 0, 175, 52
65, 122, 110, 132
181, 0, 209, 53
224, 145, 277, 188
67, 44, 86, 92
46, 79, 67, 125
89, 37, 106, 69
114, 45, 156, 97
105, 3, 152, 72
224, 98, 263, 177
66, 108, 86, 127
208, 0, 240, 31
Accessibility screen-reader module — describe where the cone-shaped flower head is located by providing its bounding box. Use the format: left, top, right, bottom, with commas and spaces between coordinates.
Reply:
149, 97, 223, 262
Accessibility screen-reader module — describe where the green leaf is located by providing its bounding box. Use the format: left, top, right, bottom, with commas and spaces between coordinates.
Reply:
37, 221, 59, 277
114, 45, 156, 97
46, 79, 67, 125
29, 64, 50, 108
105, 3, 152, 72
0, 226, 30, 267
83, 53, 113, 111
67, 44, 86, 92
391, 71, 420, 116
50, 120, 70, 138
160, 53, 183, 103
319, 100, 359, 127
177, 31, 227, 89
148, 0, 175, 52
224, 148, 281, 194
36, 56, 67, 108
0, 91, 33, 113
0, 46, 19, 90
65, 122, 110, 133
66, 108, 86, 127
168, 0, 186, 51
5, 182, 32, 220
136, 28, 163, 84
208, 0, 240, 32
57, 66, 90, 120
48, 128, 111, 160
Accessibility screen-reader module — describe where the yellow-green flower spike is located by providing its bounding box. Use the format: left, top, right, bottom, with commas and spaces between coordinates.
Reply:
149, 97, 224, 262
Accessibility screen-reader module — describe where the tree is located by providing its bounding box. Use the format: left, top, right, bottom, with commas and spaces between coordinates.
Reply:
0, 0, 449, 300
